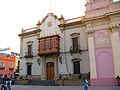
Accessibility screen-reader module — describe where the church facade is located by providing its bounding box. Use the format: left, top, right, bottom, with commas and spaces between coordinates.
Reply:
18, 0, 120, 85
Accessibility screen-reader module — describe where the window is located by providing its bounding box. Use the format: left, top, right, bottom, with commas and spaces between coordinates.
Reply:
28, 45, 32, 55
51, 39, 56, 48
73, 61, 80, 74
0, 74, 3, 77
9, 64, 14, 70
70, 33, 80, 51
45, 39, 51, 49
72, 37, 78, 50
0, 62, 4, 68
40, 40, 45, 50
0, 62, 4, 70
26, 41, 33, 56
9, 64, 13, 68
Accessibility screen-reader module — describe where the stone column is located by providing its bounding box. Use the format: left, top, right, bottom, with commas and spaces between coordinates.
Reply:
86, 29, 97, 79
109, 25, 120, 76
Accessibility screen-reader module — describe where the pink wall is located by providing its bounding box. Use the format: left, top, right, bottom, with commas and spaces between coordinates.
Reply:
86, 0, 111, 12
92, 30, 116, 85
96, 48, 115, 78
91, 1, 110, 10
0, 55, 16, 78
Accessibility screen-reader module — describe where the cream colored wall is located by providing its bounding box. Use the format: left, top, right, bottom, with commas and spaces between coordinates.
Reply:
87, 34, 97, 78
19, 35, 41, 76
110, 29, 120, 76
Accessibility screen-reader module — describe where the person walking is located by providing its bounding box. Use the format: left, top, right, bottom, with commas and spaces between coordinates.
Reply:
1, 75, 8, 90
84, 79, 88, 90
0, 76, 3, 90
6, 78, 12, 90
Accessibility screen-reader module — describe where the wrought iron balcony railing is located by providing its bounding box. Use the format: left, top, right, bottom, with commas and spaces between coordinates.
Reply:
0, 67, 5, 70
24, 52, 34, 58
69, 45, 82, 54
9, 67, 14, 71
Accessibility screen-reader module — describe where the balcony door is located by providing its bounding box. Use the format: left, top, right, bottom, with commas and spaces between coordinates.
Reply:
46, 62, 54, 80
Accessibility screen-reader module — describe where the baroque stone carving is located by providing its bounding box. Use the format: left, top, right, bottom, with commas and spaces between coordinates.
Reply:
95, 30, 109, 45
86, 29, 94, 37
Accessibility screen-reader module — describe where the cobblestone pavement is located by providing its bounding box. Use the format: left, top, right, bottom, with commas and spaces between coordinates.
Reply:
11, 85, 120, 90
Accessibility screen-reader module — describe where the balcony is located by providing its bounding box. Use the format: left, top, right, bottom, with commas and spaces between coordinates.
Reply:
69, 45, 82, 54
9, 67, 14, 71
0, 67, 5, 70
24, 52, 34, 59
38, 35, 60, 56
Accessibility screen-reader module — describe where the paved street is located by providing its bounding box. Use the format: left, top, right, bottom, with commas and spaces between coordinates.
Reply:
11, 85, 120, 90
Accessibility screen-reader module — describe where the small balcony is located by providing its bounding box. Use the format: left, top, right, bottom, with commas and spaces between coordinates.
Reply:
69, 45, 82, 54
0, 67, 5, 70
24, 52, 34, 59
9, 67, 14, 71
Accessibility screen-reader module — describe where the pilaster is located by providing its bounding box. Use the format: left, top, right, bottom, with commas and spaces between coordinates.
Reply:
41, 57, 46, 80
86, 29, 97, 79
109, 24, 120, 76
54, 57, 58, 80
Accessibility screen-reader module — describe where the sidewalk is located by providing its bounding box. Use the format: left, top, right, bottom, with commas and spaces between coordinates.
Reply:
11, 85, 120, 90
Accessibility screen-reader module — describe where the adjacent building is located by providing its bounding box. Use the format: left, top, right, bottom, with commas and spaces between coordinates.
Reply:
18, 0, 120, 85
0, 53, 16, 78
85, 0, 120, 85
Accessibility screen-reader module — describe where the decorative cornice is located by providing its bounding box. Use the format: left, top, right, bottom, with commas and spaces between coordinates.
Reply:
70, 33, 80, 37
18, 29, 41, 37
84, 10, 120, 22
59, 20, 84, 31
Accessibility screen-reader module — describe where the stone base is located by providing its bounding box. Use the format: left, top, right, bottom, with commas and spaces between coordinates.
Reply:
18, 75, 41, 80
15, 80, 30, 85
55, 73, 90, 86
91, 78, 118, 86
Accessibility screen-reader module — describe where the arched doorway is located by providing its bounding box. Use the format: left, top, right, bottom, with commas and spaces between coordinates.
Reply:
46, 62, 54, 80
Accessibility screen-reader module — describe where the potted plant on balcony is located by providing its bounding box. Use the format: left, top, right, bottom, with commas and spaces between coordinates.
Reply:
9, 67, 14, 71
0, 66, 5, 70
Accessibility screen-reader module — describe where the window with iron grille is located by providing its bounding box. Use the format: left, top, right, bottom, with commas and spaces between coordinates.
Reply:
72, 37, 78, 50
28, 45, 32, 55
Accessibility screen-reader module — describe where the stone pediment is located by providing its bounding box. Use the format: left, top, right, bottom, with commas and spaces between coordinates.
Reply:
40, 13, 59, 25
39, 13, 61, 37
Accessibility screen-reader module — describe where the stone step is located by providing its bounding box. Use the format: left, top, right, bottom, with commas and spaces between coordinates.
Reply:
26, 80, 58, 86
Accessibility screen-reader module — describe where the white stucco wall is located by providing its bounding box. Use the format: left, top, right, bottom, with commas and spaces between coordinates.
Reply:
58, 26, 90, 74
40, 14, 61, 37
19, 35, 42, 76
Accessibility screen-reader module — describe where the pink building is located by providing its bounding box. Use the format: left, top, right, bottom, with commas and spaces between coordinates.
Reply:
0, 53, 16, 78
85, 0, 120, 85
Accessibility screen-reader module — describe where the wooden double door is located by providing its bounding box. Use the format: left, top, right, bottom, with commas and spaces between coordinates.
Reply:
46, 62, 54, 80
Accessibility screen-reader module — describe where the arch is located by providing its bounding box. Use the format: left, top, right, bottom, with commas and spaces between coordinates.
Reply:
96, 51, 114, 78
